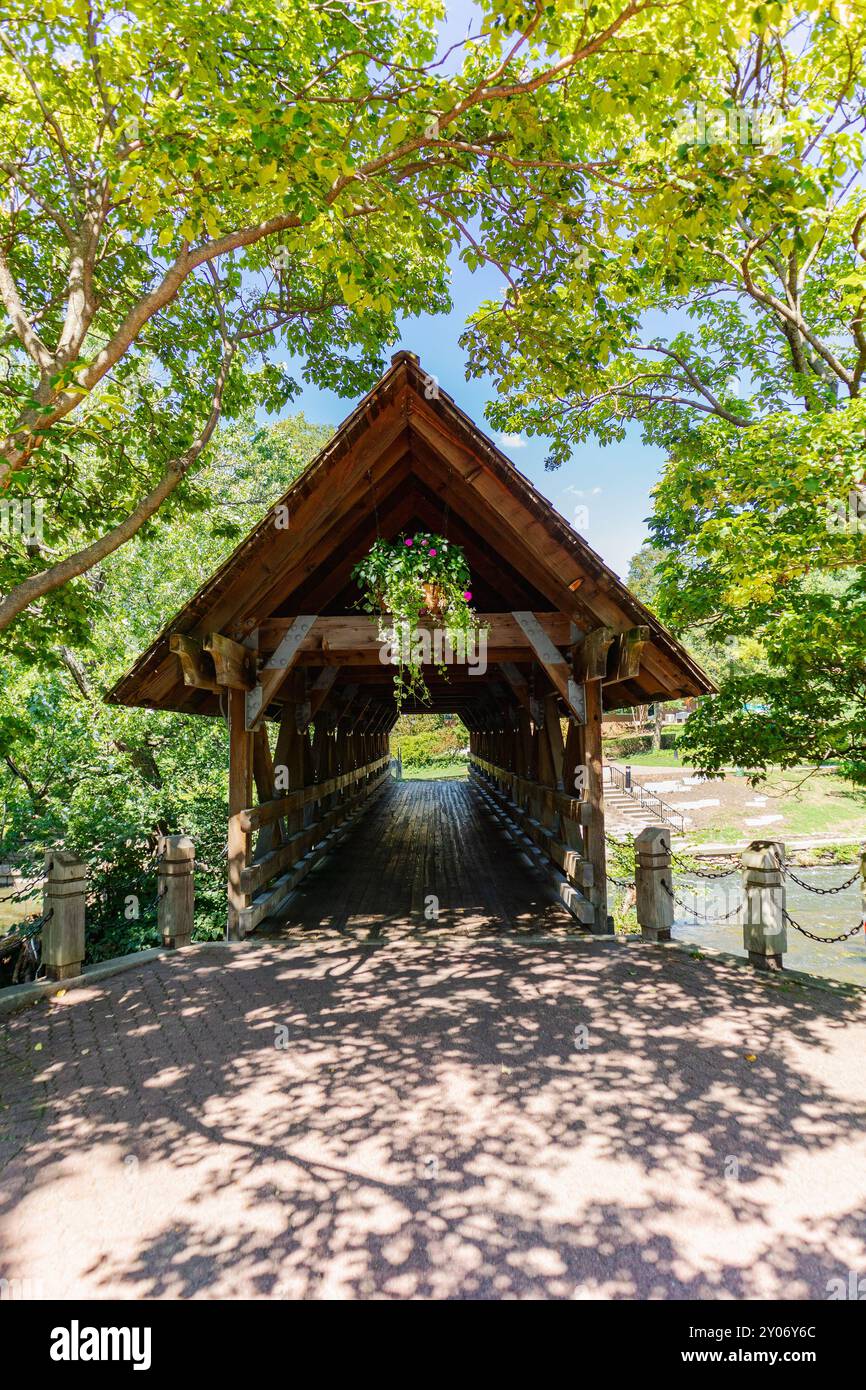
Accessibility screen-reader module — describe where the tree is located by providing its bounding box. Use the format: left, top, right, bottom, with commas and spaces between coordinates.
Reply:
461, 10, 866, 781
463, 10, 866, 464
0, 409, 332, 954
651, 404, 866, 782
0, 0, 759, 632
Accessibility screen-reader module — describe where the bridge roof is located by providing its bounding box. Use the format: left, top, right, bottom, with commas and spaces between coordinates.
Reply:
108, 351, 713, 719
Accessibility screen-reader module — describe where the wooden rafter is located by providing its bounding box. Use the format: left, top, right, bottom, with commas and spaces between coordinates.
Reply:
512, 612, 586, 724
245, 615, 318, 731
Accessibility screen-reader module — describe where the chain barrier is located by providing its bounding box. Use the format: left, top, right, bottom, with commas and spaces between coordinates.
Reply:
782, 866, 859, 895
606, 830, 865, 944
0, 907, 52, 950
783, 909, 865, 944
669, 850, 739, 880
605, 832, 739, 881
662, 880, 743, 924
0, 908, 52, 986
604, 832, 635, 889
1, 869, 45, 903
196, 841, 229, 875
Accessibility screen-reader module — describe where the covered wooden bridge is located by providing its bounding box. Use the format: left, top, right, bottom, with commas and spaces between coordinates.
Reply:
108, 353, 712, 939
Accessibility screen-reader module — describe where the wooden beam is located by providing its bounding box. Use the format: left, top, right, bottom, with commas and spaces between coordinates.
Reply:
498, 662, 532, 712
512, 611, 586, 723
607, 626, 650, 684
308, 666, 339, 719
245, 614, 318, 731
203, 632, 255, 690
256, 612, 571, 654
252, 727, 282, 856
572, 626, 615, 683
333, 682, 359, 723
227, 687, 252, 939
240, 756, 391, 832
580, 676, 608, 932
169, 634, 220, 693
543, 692, 565, 790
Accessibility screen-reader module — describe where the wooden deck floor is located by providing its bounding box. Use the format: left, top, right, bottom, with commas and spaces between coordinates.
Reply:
262, 778, 576, 940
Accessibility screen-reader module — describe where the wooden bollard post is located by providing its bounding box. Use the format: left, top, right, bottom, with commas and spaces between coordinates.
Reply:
42, 851, 87, 981
742, 840, 786, 971
158, 835, 195, 948
634, 826, 674, 943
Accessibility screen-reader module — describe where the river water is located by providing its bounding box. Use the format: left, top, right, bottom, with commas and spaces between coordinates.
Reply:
664, 864, 866, 988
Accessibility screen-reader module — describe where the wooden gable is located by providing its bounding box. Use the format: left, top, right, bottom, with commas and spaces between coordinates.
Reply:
108, 351, 714, 722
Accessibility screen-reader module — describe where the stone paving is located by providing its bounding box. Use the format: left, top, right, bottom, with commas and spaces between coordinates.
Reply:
2, 933, 865, 1300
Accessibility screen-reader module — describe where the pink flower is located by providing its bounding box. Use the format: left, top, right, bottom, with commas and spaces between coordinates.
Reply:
464, 590, 472, 601
429, 548, 437, 556
405, 537, 413, 546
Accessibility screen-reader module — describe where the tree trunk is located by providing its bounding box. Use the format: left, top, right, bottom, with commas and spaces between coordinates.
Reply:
652, 703, 663, 752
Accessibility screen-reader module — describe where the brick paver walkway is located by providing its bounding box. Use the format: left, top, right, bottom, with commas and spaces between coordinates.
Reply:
2, 934, 865, 1299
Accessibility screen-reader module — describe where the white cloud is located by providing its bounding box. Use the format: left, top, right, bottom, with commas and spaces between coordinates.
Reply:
497, 432, 527, 449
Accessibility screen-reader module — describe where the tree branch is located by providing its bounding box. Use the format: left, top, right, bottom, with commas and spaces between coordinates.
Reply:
0, 338, 235, 630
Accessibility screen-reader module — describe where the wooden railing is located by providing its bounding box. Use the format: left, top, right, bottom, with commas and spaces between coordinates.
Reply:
469, 756, 595, 925
236, 755, 391, 935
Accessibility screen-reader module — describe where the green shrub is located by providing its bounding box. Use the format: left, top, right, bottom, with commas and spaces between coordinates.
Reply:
604, 731, 680, 758
393, 721, 468, 768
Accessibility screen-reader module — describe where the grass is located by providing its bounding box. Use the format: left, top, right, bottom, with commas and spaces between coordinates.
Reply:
401, 761, 469, 781
663, 766, 866, 848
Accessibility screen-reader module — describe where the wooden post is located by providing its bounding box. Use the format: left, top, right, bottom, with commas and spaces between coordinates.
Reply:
580, 676, 611, 934
742, 840, 786, 971
158, 835, 195, 948
252, 726, 281, 857
634, 826, 674, 942
861, 844, 866, 926
227, 686, 252, 940
42, 851, 87, 980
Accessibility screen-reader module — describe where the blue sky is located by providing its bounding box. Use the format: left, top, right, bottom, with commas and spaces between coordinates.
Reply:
279, 1, 664, 582
286, 250, 663, 582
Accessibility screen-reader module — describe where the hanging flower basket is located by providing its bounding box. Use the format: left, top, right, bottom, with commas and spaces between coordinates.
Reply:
351, 531, 477, 705
421, 581, 448, 614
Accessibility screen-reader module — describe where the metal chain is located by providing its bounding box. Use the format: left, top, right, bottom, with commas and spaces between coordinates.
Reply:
605, 834, 739, 882
783, 866, 859, 895
604, 833, 635, 890
2, 869, 45, 902
783, 909, 865, 944
669, 850, 739, 880
0, 908, 52, 952
662, 880, 743, 924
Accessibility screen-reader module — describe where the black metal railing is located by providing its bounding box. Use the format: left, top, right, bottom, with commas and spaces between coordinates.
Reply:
603, 762, 685, 835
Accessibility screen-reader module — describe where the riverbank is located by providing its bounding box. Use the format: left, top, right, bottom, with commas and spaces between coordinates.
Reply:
618, 763, 866, 850
681, 840, 861, 867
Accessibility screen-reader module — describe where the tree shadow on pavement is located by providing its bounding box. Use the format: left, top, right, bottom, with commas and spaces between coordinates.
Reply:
2, 933, 865, 1299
